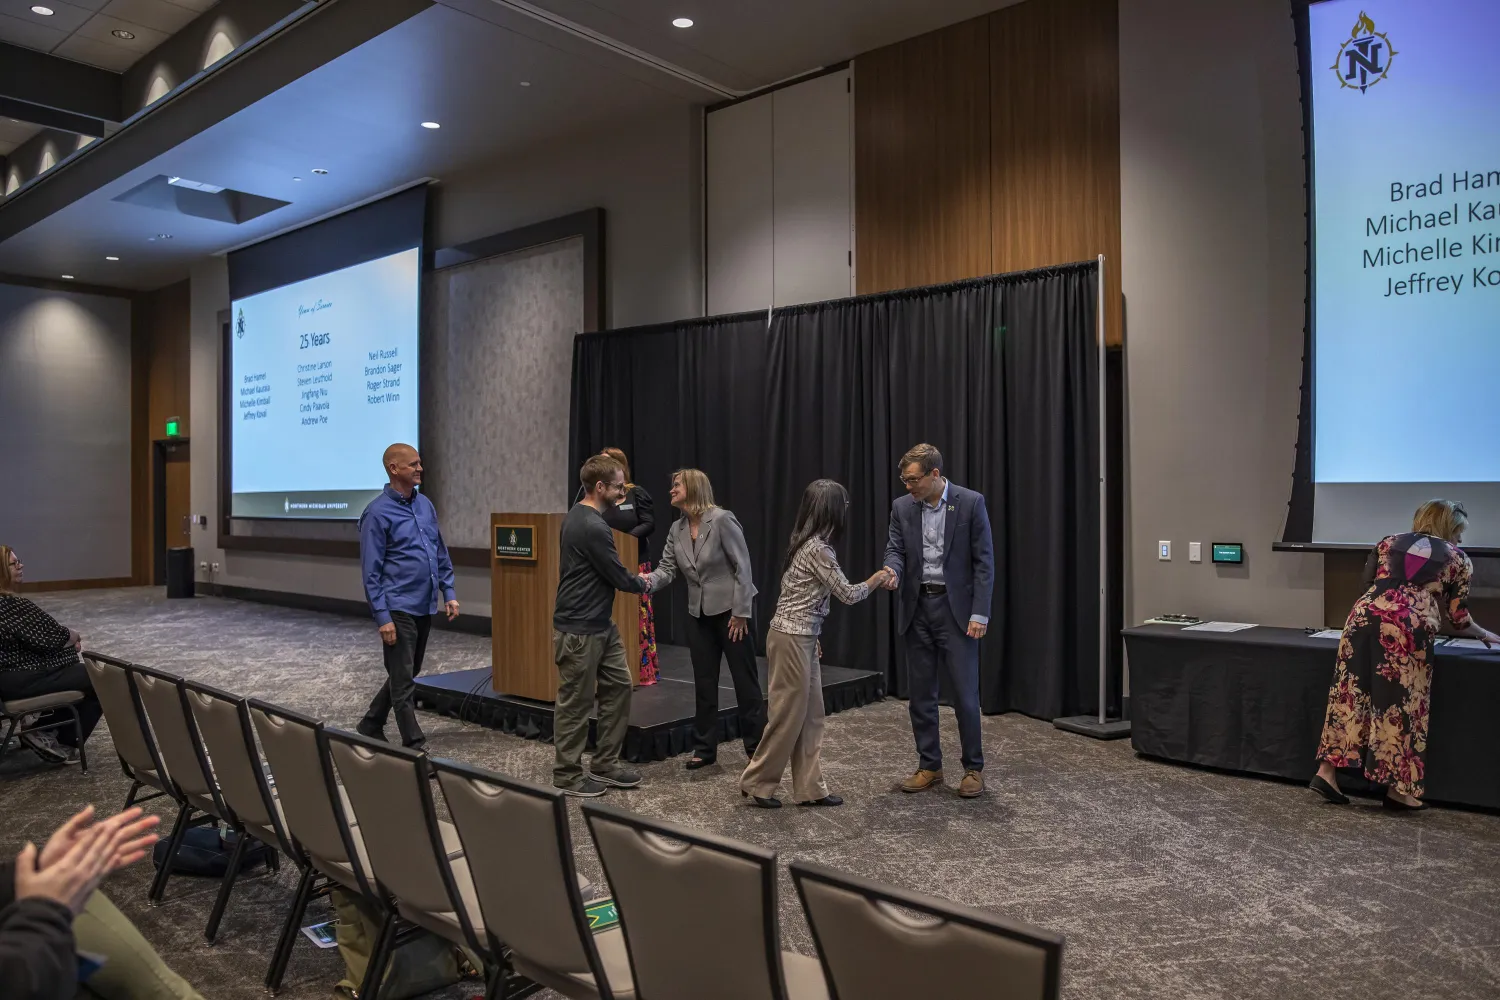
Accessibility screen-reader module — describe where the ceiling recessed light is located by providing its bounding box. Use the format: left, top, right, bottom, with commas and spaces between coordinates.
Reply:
421, 121, 441, 129
105, 256, 119, 261
292, 176, 302, 181
30, 6, 54, 16
672, 17, 693, 28
112, 29, 135, 40
311, 168, 328, 175
519, 80, 531, 87
61, 274, 74, 279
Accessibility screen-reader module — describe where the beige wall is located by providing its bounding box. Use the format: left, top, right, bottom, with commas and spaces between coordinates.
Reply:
1119, 0, 1322, 627
188, 104, 704, 615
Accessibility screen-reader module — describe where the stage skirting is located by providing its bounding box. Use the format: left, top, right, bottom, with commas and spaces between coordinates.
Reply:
1124, 624, 1500, 810
413, 643, 884, 764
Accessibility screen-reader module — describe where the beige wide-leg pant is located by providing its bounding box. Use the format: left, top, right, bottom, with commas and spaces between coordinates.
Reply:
740, 629, 827, 802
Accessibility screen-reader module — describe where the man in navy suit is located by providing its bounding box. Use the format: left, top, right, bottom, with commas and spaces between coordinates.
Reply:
883, 443, 995, 798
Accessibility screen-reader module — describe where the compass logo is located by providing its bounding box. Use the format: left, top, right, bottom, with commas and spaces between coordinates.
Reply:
1332, 10, 1397, 93
236, 307, 247, 339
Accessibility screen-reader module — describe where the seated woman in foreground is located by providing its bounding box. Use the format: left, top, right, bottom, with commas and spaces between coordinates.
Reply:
0, 546, 102, 764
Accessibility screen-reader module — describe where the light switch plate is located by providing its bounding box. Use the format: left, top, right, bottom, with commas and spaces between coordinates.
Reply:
1189, 542, 1202, 563
1158, 540, 1171, 561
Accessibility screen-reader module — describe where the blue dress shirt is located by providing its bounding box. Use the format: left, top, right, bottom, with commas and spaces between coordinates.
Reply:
919, 479, 987, 626
359, 484, 456, 626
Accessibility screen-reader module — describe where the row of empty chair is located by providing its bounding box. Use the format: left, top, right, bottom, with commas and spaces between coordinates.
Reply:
80, 651, 1065, 1000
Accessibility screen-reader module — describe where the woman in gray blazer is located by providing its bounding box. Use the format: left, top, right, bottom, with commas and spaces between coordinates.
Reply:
645, 469, 765, 768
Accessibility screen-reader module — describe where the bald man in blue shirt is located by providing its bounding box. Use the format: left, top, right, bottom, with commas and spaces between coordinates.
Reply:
357, 443, 458, 750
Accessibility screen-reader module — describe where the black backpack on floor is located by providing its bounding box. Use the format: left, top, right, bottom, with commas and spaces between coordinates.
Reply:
152, 826, 274, 877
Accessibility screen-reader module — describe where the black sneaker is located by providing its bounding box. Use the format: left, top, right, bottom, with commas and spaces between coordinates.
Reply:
588, 767, 642, 788
20, 731, 70, 764
557, 778, 609, 798
356, 722, 389, 742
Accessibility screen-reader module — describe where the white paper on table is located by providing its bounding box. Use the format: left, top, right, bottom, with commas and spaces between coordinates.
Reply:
1180, 621, 1258, 633
1308, 629, 1342, 640
1443, 637, 1499, 651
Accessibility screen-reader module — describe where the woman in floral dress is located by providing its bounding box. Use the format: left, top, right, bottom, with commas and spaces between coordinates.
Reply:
1311, 500, 1498, 810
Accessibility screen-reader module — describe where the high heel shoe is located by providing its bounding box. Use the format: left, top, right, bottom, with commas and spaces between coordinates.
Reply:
796, 795, 843, 807
1382, 795, 1428, 812
742, 791, 781, 809
1308, 775, 1348, 805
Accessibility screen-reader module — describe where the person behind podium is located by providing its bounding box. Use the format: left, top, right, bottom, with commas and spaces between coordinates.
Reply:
552, 454, 650, 797
356, 443, 459, 751
1310, 500, 1498, 811
597, 447, 659, 686
643, 469, 764, 769
740, 479, 893, 808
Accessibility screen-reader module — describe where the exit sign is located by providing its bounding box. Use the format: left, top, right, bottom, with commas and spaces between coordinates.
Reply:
166, 418, 181, 437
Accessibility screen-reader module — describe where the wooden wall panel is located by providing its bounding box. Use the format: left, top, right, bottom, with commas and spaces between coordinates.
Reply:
131, 280, 191, 584
853, 0, 1122, 345
990, 0, 1122, 345
854, 20, 992, 293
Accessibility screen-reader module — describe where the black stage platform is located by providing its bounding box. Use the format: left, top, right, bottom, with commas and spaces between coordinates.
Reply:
412, 643, 884, 763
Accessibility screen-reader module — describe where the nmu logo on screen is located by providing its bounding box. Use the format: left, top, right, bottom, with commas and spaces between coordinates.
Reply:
1332, 10, 1397, 93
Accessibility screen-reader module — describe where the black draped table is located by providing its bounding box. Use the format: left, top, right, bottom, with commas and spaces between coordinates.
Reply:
1124, 623, 1500, 809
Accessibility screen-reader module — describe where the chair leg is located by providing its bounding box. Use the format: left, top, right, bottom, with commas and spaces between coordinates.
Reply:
265, 864, 315, 995
123, 780, 143, 809
148, 803, 193, 904
204, 830, 248, 943
0, 717, 13, 767
358, 908, 398, 1000
65, 706, 87, 774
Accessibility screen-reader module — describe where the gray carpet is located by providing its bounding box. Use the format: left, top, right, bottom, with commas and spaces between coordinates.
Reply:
3, 589, 1499, 1000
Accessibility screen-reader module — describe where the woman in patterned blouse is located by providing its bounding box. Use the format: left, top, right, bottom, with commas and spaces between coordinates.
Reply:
739, 480, 893, 808
0, 546, 101, 764
1310, 501, 1498, 811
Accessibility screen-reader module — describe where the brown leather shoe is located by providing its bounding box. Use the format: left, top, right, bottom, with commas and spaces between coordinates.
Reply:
958, 770, 984, 798
901, 769, 943, 792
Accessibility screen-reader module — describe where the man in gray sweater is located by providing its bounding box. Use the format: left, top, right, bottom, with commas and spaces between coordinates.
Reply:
552, 454, 650, 796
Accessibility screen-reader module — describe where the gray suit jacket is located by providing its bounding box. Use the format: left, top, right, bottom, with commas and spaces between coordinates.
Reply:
647, 506, 757, 619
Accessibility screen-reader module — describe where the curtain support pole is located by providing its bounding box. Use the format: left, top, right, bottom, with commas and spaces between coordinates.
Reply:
1052, 254, 1131, 740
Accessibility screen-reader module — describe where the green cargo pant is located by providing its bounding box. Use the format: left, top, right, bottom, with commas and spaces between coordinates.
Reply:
552, 625, 633, 788
74, 889, 202, 999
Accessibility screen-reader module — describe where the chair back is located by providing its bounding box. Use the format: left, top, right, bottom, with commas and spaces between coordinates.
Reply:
82, 654, 165, 782
182, 679, 292, 856
583, 801, 785, 1000
789, 861, 1063, 1000
324, 728, 474, 947
248, 700, 367, 892
434, 759, 607, 986
130, 665, 219, 810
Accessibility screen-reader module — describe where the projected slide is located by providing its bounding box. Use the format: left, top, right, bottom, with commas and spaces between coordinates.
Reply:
1308, 0, 1500, 544
230, 248, 419, 519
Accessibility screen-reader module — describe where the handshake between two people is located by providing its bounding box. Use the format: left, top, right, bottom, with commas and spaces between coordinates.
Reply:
874, 566, 987, 639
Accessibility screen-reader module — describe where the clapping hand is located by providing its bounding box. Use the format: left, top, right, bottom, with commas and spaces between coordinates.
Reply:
19, 806, 162, 915
40, 805, 160, 874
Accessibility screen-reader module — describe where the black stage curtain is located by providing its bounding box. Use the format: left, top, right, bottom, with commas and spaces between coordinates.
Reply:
570, 312, 768, 649
569, 264, 1106, 719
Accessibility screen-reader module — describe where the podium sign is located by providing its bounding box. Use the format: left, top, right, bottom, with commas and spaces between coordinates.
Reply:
489, 511, 640, 702
494, 525, 536, 561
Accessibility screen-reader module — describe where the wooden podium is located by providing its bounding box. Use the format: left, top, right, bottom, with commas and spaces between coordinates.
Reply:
489, 512, 641, 702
